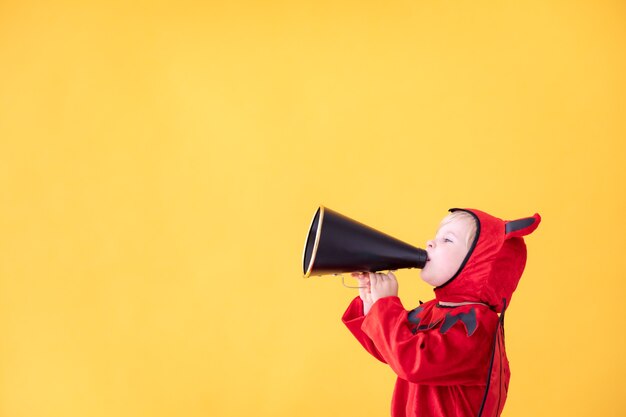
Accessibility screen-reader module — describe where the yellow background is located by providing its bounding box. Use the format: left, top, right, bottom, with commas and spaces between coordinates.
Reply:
1, 1, 624, 416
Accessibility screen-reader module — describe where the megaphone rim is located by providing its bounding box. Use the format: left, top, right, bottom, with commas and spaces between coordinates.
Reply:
302, 205, 325, 278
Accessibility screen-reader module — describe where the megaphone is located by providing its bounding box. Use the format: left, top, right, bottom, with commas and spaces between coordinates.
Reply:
302, 206, 428, 278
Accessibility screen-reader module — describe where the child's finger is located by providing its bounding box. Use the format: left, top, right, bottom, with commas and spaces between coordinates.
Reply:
352, 272, 368, 281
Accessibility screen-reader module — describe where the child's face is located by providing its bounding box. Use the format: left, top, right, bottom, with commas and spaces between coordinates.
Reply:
420, 216, 473, 287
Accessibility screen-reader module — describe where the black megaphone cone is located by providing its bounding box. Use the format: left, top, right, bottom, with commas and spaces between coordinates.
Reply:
302, 206, 428, 277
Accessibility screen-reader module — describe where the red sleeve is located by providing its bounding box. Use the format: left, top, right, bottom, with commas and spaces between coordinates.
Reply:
341, 297, 387, 363
362, 296, 496, 385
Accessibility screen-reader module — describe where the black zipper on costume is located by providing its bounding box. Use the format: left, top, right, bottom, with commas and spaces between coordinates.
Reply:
496, 330, 504, 415
476, 298, 507, 417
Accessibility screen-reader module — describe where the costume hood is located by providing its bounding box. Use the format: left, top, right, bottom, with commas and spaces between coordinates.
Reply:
434, 208, 541, 313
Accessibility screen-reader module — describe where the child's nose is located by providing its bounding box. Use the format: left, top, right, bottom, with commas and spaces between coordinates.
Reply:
426, 240, 435, 248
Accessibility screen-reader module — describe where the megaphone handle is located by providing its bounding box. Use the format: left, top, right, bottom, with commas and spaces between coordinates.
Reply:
340, 274, 368, 289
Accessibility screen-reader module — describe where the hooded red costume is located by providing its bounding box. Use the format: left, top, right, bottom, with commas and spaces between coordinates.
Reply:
342, 208, 541, 417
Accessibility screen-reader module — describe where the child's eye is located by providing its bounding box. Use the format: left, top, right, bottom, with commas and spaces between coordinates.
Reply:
444, 238, 452, 243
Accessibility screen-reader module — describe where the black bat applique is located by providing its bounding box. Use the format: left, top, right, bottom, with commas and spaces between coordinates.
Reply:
439, 308, 478, 337
407, 306, 443, 335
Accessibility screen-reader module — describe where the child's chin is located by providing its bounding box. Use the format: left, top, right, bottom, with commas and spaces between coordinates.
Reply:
419, 272, 435, 286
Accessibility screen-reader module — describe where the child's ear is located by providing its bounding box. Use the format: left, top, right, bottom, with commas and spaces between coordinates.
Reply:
504, 213, 541, 238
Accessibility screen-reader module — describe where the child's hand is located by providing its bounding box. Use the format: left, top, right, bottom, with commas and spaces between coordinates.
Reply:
351, 272, 373, 315
369, 271, 398, 304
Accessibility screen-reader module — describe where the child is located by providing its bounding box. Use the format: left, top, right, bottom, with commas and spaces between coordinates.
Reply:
342, 208, 540, 417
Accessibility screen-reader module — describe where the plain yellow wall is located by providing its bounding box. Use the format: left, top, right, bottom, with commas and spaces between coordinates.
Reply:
1, 1, 625, 416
